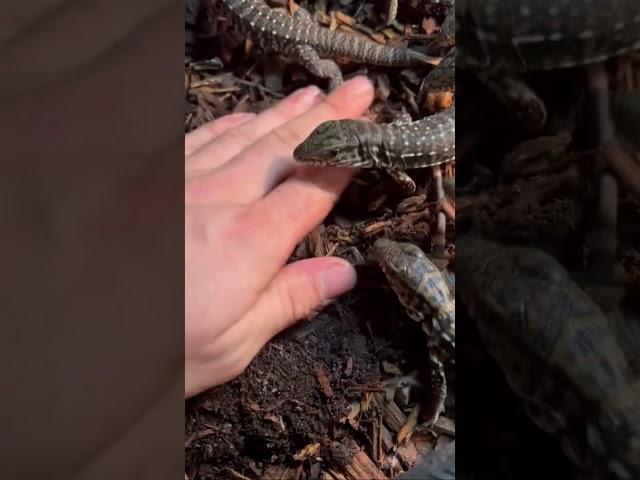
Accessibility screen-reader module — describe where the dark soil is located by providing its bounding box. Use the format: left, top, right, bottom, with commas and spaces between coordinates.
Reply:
186, 290, 427, 478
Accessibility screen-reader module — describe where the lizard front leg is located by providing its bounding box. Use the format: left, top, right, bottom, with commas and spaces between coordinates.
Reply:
292, 6, 314, 23
478, 71, 548, 132
386, 168, 417, 193
290, 44, 343, 90
424, 345, 447, 427
389, 112, 414, 127
384, 0, 404, 31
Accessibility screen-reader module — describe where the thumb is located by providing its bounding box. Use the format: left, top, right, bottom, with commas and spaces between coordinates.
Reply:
248, 257, 357, 340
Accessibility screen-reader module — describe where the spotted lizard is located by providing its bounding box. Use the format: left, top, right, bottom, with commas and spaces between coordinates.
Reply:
456, 0, 640, 129
291, 1, 455, 190
218, 0, 437, 89
371, 238, 455, 428
456, 233, 640, 480
293, 106, 455, 192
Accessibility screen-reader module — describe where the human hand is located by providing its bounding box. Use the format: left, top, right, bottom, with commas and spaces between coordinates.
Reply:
185, 77, 375, 397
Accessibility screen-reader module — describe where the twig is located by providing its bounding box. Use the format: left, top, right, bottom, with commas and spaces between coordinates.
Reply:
233, 76, 286, 98
431, 167, 447, 256
438, 198, 455, 221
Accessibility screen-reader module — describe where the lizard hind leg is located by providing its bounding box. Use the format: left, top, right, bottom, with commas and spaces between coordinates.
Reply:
290, 44, 343, 90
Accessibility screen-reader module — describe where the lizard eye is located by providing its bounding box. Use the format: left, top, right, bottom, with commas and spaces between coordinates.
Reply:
321, 148, 340, 157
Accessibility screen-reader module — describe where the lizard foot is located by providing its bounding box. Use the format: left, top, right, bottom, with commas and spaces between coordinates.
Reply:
290, 44, 343, 91
386, 168, 417, 194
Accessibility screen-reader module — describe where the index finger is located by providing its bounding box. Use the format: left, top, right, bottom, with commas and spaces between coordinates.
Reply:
186, 76, 374, 205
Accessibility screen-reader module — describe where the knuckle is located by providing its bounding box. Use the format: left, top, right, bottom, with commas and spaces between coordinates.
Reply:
316, 98, 342, 119
227, 206, 268, 244
276, 273, 320, 322
271, 123, 305, 150
222, 125, 255, 148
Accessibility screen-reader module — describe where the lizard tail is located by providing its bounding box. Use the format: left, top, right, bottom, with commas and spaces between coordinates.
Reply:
359, 42, 439, 67
324, 29, 438, 67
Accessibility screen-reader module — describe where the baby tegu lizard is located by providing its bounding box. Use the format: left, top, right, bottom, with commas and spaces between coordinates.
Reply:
293, 108, 455, 192
219, 0, 437, 89
372, 238, 455, 427
457, 233, 640, 479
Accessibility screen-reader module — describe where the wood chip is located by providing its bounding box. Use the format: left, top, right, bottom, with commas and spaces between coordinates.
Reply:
380, 27, 397, 39
340, 401, 361, 428
227, 469, 252, 480
371, 419, 380, 464
265, 412, 287, 432
314, 363, 334, 398
244, 37, 253, 56
262, 465, 298, 480
397, 404, 420, 444
362, 221, 387, 237
424, 91, 454, 112
361, 391, 373, 413
376, 74, 391, 100
293, 442, 321, 461
370, 31, 388, 44
432, 415, 455, 436
373, 393, 407, 433
398, 211, 428, 228
379, 423, 395, 452
343, 450, 388, 480
396, 439, 420, 469
422, 17, 438, 35
308, 225, 326, 256
329, 11, 338, 30
325, 469, 348, 480
334, 10, 356, 26
382, 453, 403, 476
337, 24, 359, 36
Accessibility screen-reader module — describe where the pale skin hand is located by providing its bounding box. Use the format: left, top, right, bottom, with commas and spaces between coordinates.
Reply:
185, 76, 375, 397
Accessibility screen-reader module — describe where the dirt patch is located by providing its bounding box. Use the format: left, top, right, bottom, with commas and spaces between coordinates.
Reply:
186, 282, 446, 478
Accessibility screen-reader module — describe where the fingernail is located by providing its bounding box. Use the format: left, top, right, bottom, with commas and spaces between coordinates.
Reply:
343, 76, 374, 96
319, 261, 357, 299
291, 85, 323, 105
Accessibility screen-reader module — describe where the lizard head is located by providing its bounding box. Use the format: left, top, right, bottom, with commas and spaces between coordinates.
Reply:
293, 119, 369, 167
372, 238, 456, 346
